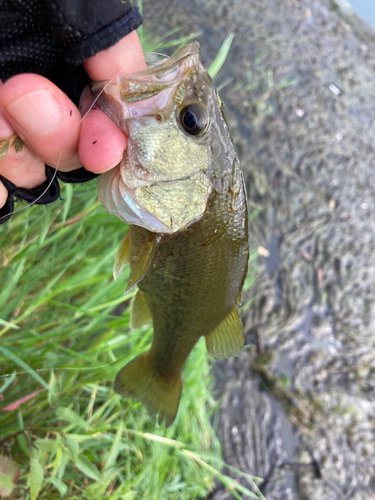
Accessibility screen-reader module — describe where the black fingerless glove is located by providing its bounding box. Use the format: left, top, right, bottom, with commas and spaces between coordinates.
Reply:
0, 0, 142, 224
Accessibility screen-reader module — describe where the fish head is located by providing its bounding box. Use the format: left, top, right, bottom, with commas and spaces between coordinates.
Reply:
91, 42, 235, 233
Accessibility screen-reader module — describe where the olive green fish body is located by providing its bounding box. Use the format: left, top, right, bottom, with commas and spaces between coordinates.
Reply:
132, 165, 248, 377
92, 42, 249, 425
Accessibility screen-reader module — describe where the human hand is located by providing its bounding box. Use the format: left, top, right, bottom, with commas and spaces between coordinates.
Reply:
0, 31, 147, 212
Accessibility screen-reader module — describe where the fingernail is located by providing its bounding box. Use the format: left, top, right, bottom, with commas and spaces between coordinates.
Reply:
7, 90, 64, 136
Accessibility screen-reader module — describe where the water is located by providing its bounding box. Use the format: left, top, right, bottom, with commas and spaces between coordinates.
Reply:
348, 0, 375, 27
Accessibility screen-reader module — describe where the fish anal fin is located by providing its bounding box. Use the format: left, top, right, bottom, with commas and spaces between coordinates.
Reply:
125, 237, 155, 294
130, 290, 152, 329
205, 306, 244, 358
114, 231, 130, 280
114, 353, 182, 426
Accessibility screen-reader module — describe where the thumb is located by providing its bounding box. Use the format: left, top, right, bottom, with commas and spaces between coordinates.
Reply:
83, 31, 147, 81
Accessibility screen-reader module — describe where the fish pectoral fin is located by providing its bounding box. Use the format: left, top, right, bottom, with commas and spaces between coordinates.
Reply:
130, 290, 152, 329
114, 231, 131, 280
205, 306, 244, 358
125, 236, 155, 294
114, 353, 182, 427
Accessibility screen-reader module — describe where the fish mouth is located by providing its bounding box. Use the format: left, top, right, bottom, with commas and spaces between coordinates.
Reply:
119, 42, 202, 103
90, 42, 204, 129
91, 42, 200, 95
145, 173, 203, 186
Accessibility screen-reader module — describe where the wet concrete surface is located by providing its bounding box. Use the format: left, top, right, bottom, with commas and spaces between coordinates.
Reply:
143, 1, 375, 498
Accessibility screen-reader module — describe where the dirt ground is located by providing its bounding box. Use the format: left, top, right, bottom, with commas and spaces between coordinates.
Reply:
143, 1, 375, 498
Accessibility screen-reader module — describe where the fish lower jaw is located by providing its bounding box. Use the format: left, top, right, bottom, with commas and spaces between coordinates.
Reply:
132, 172, 212, 234
98, 161, 211, 234
98, 167, 170, 232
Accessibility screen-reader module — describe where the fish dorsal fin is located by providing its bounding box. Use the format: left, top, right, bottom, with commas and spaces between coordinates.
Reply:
125, 236, 155, 294
114, 231, 131, 280
130, 290, 152, 329
205, 306, 244, 358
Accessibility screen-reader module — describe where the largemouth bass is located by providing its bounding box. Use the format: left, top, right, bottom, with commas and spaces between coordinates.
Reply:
91, 42, 249, 426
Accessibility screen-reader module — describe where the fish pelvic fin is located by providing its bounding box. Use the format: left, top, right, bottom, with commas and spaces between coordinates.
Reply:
114, 353, 182, 426
205, 306, 244, 358
130, 290, 152, 329
125, 236, 155, 294
114, 231, 130, 280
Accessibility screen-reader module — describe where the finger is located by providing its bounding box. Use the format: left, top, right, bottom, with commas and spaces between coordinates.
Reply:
83, 31, 147, 80
0, 108, 46, 191
0, 143, 46, 189
0, 74, 82, 172
78, 87, 127, 173
78, 32, 146, 173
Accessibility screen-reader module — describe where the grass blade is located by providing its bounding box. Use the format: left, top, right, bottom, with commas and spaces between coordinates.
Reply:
0, 346, 55, 396
105, 420, 124, 470
208, 33, 235, 78
75, 455, 103, 482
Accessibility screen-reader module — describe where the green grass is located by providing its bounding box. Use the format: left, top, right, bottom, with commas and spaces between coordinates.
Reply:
0, 30, 264, 500
0, 183, 262, 500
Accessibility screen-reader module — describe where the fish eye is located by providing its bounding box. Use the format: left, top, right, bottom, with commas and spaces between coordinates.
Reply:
179, 105, 207, 136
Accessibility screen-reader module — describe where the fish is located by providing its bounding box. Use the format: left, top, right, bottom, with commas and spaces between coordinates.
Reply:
91, 42, 249, 426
